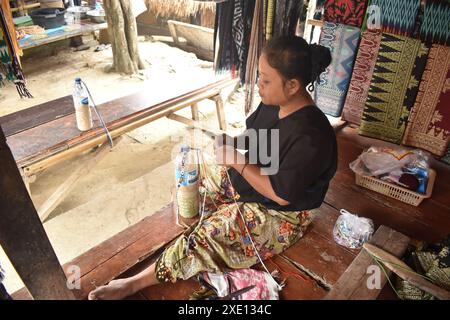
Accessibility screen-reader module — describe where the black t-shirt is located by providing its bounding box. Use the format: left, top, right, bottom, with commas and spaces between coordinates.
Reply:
228, 102, 337, 211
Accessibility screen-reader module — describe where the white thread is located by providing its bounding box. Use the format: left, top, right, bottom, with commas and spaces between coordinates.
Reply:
224, 169, 283, 291
181, 149, 282, 291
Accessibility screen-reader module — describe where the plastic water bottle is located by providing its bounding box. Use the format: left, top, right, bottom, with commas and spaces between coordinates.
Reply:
175, 145, 199, 219
73, 77, 93, 131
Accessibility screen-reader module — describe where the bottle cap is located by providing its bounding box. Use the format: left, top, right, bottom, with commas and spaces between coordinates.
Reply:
75, 77, 81, 83
180, 144, 190, 152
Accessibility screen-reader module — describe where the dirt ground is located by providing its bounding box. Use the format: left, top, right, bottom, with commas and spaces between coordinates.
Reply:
0, 36, 249, 294
0, 29, 335, 295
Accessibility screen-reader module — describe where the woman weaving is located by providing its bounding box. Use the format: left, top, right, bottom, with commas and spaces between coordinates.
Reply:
88, 36, 337, 300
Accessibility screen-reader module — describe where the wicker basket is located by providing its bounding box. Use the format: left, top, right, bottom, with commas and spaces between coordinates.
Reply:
355, 168, 436, 206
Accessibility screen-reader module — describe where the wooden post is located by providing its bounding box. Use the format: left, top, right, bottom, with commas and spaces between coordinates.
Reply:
0, 126, 75, 300
211, 94, 227, 131
190, 103, 199, 121
167, 20, 180, 45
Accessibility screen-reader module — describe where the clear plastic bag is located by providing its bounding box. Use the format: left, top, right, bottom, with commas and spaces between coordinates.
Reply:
333, 209, 374, 249
349, 146, 430, 177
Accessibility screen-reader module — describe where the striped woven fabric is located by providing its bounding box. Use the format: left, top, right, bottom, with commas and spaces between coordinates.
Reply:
359, 33, 429, 144
420, 0, 450, 46
323, 0, 368, 27
342, 29, 382, 125
403, 45, 450, 157
314, 22, 361, 117
366, 0, 420, 37
265, 0, 275, 40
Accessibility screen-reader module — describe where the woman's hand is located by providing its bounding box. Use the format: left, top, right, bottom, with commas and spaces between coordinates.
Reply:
215, 145, 247, 167
214, 133, 235, 149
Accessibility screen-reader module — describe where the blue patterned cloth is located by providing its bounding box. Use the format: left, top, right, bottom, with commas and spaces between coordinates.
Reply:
314, 22, 360, 117
420, 0, 450, 45
366, 0, 420, 36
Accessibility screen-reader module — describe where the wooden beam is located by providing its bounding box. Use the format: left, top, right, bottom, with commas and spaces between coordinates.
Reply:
166, 112, 226, 137
37, 137, 122, 222
11, 2, 40, 13
0, 126, 75, 300
324, 225, 410, 300
307, 19, 324, 27
363, 243, 450, 300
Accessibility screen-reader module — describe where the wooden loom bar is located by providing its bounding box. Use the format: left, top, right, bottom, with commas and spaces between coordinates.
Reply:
21, 88, 220, 175
16, 78, 237, 175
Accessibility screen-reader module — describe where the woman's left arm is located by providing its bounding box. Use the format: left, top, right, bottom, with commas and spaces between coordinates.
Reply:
215, 145, 290, 206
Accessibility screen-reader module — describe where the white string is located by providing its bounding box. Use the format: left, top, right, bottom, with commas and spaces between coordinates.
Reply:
224, 168, 283, 291
181, 148, 283, 291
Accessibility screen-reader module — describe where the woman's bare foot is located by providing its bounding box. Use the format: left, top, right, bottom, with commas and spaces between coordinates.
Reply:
88, 278, 136, 300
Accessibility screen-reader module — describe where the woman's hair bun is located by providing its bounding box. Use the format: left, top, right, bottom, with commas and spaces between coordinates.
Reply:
308, 43, 331, 91
262, 36, 332, 93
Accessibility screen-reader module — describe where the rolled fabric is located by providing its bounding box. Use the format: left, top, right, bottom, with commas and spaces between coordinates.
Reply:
265, 0, 274, 40
323, 0, 368, 28
402, 45, 450, 157
359, 33, 429, 144
420, 0, 450, 46
314, 22, 361, 117
365, 0, 420, 37
342, 29, 382, 125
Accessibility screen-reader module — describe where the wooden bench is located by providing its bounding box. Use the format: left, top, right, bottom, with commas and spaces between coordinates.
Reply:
167, 20, 214, 61
0, 77, 237, 221
18, 21, 108, 50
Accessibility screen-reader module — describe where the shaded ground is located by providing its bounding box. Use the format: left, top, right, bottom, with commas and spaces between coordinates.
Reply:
0, 37, 247, 294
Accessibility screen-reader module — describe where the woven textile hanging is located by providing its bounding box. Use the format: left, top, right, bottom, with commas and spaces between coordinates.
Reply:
214, 0, 237, 75
342, 29, 382, 125
214, 0, 257, 84
359, 33, 429, 144
364, 0, 420, 37
419, 0, 450, 46
244, 0, 263, 115
403, 45, 450, 157
323, 0, 368, 28
273, 0, 303, 38
0, 2, 32, 98
213, 0, 303, 115
265, 0, 275, 40
314, 22, 360, 117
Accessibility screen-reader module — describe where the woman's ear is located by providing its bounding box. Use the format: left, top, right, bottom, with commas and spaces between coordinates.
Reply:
286, 79, 301, 96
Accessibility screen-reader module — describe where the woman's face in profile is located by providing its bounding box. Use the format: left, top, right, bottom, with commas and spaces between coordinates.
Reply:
257, 53, 288, 106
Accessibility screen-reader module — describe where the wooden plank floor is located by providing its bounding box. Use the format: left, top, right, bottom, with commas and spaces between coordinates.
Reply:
12, 125, 450, 300
123, 126, 449, 300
